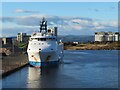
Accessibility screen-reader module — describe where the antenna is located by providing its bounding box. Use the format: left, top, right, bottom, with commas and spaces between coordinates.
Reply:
40, 17, 47, 33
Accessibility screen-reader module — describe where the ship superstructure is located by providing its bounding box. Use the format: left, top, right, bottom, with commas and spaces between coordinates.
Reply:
27, 18, 63, 67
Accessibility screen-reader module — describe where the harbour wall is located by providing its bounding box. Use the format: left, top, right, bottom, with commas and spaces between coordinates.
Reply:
1, 52, 28, 78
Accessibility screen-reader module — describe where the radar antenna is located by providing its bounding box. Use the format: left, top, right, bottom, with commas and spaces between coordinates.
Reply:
40, 17, 47, 33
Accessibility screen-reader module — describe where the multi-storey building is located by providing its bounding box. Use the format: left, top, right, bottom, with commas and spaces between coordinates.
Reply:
17, 33, 30, 43
95, 32, 120, 42
2, 37, 12, 45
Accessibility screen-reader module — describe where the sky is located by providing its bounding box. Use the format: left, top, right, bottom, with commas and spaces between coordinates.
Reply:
0, 2, 118, 37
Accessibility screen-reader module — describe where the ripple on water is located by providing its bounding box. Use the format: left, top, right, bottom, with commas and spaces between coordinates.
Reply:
2, 50, 118, 88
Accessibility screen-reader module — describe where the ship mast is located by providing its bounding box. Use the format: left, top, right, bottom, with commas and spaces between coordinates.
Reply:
40, 17, 47, 33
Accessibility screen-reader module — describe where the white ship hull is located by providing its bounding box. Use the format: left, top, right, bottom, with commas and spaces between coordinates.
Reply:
28, 50, 61, 67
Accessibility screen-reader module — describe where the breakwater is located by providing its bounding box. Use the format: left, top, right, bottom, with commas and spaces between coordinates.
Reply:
1, 52, 28, 77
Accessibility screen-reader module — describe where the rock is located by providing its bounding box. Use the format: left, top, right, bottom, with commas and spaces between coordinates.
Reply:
0, 48, 12, 56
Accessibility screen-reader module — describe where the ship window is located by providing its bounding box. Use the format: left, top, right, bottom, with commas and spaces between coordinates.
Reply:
31, 38, 38, 40
53, 38, 56, 40
35, 38, 38, 40
46, 38, 56, 41
38, 38, 46, 41
48, 38, 52, 40
41, 38, 46, 41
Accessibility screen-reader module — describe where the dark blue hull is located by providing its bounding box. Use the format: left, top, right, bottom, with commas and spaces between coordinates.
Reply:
29, 61, 59, 68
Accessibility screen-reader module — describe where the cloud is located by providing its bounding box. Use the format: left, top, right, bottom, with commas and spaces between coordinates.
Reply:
0, 14, 118, 36
89, 6, 117, 12
110, 6, 116, 10
94, 9, 100, 12
88, 8, 100, 12
0, 17, 14, 22
2, 26, 38, 37
14, 9, 39, 13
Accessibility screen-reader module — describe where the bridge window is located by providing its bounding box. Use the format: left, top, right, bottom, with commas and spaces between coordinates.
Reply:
38, 38, 46, 41
47, 38, 56, 41
42, 38, 46, 41
53, 38, 56, 40
31, 38, 38, 40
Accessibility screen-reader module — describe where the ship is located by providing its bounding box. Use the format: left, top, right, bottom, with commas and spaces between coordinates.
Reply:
27, 18, 64, 68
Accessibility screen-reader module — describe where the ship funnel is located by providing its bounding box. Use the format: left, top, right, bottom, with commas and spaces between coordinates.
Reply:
54, 27, 57, 37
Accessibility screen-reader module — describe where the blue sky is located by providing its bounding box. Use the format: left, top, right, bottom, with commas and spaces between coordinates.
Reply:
0, 2, 118, 36
2, 2, 118, 20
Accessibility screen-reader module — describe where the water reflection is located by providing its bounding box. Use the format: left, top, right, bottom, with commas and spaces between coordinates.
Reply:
2, 50, 118, 88
27, 65, 60, 88
28, 67, 41, 81
27, 67, 41, 88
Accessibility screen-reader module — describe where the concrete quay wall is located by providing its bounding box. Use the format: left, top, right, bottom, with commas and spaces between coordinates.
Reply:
1, 53, 28, 77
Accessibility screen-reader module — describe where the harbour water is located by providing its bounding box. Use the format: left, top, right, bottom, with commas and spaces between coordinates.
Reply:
2, 50, 118, 88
